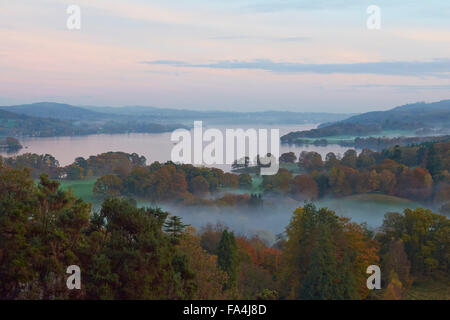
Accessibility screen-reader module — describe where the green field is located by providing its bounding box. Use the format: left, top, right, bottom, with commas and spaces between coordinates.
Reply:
58, 179, 98, 204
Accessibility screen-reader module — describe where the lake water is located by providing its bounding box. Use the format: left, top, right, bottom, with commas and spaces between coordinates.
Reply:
1, 124, 361, 170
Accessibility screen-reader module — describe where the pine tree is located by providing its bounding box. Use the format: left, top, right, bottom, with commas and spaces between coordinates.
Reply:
391, 145, 402, 162
164, 215, 188, 244
426, 145, 442, 177
217, 230, 239, 291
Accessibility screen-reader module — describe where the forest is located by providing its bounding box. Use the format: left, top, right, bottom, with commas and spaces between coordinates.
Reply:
0, 163, 448, 300
0, 141, 449, 300
2, 141, 449, 215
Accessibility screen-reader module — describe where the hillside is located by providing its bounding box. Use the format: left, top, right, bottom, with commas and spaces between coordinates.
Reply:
84, 105, 353, 125
0, 109, 79, 137
281, 100, 450, 143
0, 102, 111, 121
0, 106, 184, 137
1, 102, 353, 126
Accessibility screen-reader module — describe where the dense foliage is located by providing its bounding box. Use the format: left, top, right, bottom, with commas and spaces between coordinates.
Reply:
0, 164, 448, 300
268, 142, 450, 213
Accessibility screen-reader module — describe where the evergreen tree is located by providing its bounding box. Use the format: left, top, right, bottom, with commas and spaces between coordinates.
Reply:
426, 145, 442, 177
164, 215, 188, 244
336, 253, 360, 300
299, 228, 340, 300
391, 145, 402, 162
217, 230, 239, 291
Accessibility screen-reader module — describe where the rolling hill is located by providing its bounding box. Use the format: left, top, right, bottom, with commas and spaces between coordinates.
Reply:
0, 102, 111, 121
0, 109, 79, 137
84, 105, 353, 125
0, 104, 184, 137
281, 100, 450, 143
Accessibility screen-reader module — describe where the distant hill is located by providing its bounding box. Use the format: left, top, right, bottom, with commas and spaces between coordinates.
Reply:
0, 102, 353, 125
0, 105, 184, 137
0, 102, 110, 121
281, 100, 450, 143
84, 105, 353, 125
0, 109, 79, 137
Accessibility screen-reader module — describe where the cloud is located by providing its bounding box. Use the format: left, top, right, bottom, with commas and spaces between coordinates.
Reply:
141, 58, 450, 76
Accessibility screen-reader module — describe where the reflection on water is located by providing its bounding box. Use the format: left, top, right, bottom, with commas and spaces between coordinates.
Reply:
1, 124, 361, 170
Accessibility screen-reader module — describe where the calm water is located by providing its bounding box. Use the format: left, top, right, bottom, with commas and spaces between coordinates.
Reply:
1, 124, 360, 170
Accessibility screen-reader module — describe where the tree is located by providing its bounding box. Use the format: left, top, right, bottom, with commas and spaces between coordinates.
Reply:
357, 149, 376, 169
190, 175, 210, 196
86, 198, 194, 299
280, 204, 375, 300
164, 215, 189, 244
341, 149, 357, 169
299, 151, 324, 172
383, 271, 403, 300
279, 152, 297, 164
0, 166, 37, 299
290, 175, 318, 201
379, 208, 449, 277
178, 227, 229, 299
0, 171, 91, 299
171, 171, 188, 196
378, 169, 397, 194
396, 168, 433, 201
390, 145, 402, 162
262, 168, 292, 194
93, 174, 123, 197
65, 164, 84, 180
299, 228, 359, 300
217, 230, 239, 291
382, 240, 412, 292
299, 227, 340, 300
325, 152, 340, 170
426, 145, 443, 177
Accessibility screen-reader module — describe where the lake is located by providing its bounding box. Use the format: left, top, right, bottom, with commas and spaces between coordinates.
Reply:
1, 124, 361, 170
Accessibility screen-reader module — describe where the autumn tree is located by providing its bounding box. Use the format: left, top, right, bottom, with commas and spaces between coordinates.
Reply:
178, 227, 229, 299
290, 175, 319, 201
93, 174, 123, 197
190, 175, 210, 196
298, 151, 324, 172
379, 208, 449, 277
382, 240, 412, 294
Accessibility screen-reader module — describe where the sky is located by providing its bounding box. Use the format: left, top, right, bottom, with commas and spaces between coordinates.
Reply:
0, 0, 449, 112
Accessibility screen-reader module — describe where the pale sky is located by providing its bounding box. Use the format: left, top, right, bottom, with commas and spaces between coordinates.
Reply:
1, 0, 450, 112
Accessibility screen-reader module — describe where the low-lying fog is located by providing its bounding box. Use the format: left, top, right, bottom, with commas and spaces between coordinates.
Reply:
151, 194, 427, 246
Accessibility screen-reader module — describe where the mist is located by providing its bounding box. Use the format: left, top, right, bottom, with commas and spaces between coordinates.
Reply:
147, 193, 430, 246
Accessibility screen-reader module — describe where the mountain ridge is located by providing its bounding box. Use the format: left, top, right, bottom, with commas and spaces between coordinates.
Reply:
281, 100, 450, 142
